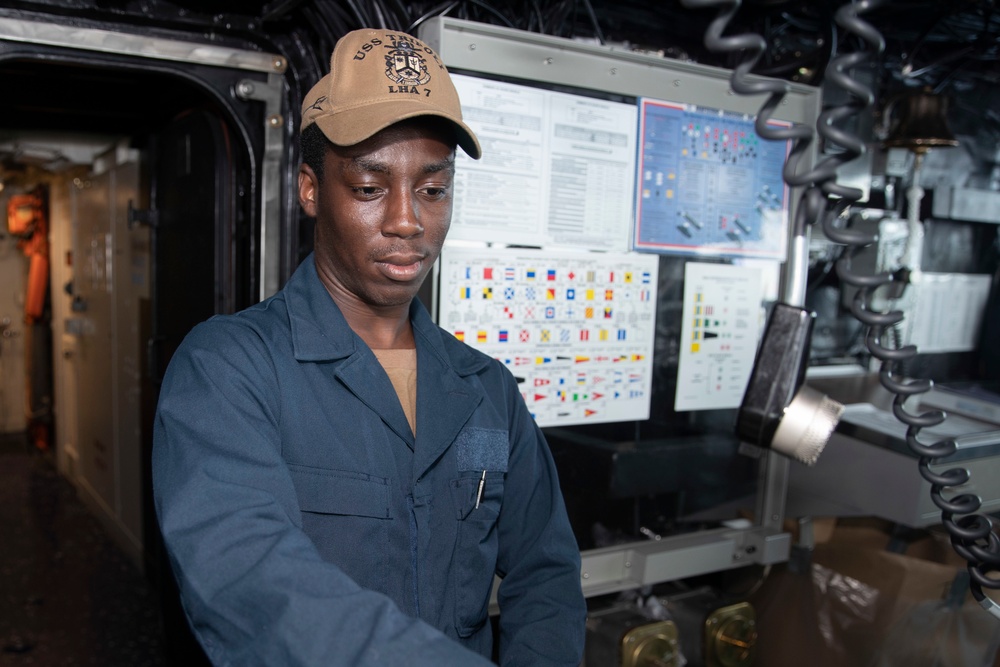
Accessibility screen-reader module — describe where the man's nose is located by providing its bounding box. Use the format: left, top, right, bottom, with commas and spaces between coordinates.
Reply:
382, 189, 423, 238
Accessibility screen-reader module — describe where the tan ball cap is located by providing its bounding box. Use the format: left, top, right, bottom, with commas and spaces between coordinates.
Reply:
300, 28, 482, 159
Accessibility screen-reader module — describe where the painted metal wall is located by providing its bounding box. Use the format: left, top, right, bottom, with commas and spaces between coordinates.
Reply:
69, 144, 147, 565
0, 211, 28, 433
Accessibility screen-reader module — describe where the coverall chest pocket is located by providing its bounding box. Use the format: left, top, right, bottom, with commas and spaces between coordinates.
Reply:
449, 474, 504, 637
289, 465, 391, 517
288, 465, 392, 577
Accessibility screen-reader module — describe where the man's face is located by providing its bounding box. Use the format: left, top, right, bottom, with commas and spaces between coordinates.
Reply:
299, 120, 456, 311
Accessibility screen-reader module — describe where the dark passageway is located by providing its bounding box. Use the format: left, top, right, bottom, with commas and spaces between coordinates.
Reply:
0, 433, 166, 667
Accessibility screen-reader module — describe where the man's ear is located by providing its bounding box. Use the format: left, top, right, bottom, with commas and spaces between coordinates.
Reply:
298, 163, 319, 218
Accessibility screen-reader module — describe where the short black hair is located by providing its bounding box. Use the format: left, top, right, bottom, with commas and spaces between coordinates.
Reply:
300, 123, 331, 181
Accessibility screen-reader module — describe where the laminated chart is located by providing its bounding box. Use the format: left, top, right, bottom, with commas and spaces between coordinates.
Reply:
634, 99, 790, 260
675, 262, 764, 411
448, 74, 638, 251
438, 246, 659, 427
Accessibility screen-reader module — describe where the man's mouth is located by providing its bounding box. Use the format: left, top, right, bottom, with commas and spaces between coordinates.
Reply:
376, 254, 425, 281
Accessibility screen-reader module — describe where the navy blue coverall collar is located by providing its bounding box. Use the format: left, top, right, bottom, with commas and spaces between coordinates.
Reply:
281, 254, 492, 480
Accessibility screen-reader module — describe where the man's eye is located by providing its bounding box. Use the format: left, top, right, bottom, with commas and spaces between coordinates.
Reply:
422, 186, 449, 198
352, 186, 380, 197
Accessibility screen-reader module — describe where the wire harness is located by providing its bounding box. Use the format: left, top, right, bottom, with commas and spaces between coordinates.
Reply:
681, 0, 1000, 617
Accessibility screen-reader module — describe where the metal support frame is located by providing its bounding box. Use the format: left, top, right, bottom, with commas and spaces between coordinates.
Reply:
234, 76, 287, 300
420, 16, 818, 125
0, 17, 284, 72
0, 16, 288, 302
578, 524, 790, 599
422, 16, 822, 593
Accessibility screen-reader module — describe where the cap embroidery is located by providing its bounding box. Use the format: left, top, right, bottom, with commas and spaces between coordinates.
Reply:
384, 36, 431, 87
305, 95, 327, 112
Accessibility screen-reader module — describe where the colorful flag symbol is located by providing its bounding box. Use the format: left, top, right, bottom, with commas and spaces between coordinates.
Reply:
498, 330, 508, 342
483, 267, 493, 280
455, 331, 465, 341
547, 269, 557, 281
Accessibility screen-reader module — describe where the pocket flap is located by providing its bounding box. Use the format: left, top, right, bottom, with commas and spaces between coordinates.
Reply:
288, 465, 391, 519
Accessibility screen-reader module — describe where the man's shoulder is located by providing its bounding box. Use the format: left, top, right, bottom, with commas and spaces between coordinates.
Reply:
182, 292, 292, 354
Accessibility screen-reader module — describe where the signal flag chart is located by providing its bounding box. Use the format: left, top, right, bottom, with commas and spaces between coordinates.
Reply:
438, 246, 660, 428
675, 262, 764, 412
633, 99, 790, 261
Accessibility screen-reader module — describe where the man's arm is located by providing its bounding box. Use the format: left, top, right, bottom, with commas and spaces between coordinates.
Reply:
493, 372, 587, 666
153, 320, 492, 667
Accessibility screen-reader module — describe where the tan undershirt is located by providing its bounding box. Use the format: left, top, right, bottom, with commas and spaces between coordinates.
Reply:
372, 348, 417, 435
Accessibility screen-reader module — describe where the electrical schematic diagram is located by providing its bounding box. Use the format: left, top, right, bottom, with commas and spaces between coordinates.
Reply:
438, 246, 660, 427
634, 99, 790, 260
